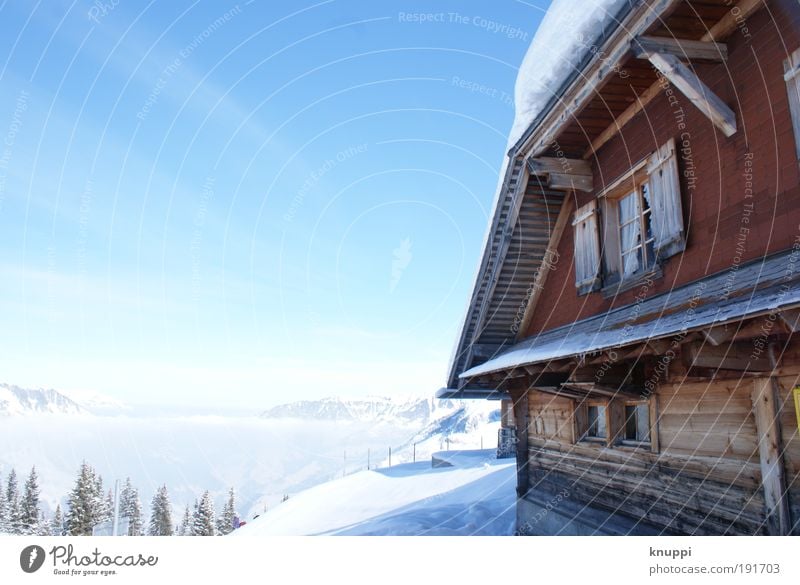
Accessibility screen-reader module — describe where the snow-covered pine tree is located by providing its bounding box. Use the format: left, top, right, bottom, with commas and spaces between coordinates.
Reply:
189, 499, 199, 536
127, 495, 144, 536
0, 473, 6, 534
147, 485, 173, 536
0, 474, 9, 535
177, 505, 191, 536
93, 475, 112, 524
119, 478, 144, 536
20, 466, 41, 535
217, 487, 237, 535
52, 504, 64, 536
36, 511, 51, 536
5, 469, 21, 534
66, 461, 100, 536
192, 491, 216, 536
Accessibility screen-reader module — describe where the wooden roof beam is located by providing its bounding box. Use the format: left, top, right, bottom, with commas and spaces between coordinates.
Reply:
584, 82, 663, 159
701, 0, 764, 43
641, 51, 737, 137
778, 308, 800, 333
682, 340, 771, 371
518, 0, 684, 157
584, 2, 759, 159
561, 382, 640, 399
527, 157, 593, 192
633, 35, 728, 62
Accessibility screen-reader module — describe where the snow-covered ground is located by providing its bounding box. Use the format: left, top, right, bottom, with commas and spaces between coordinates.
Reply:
234, 450, 516, 536
0, 388, 503, 524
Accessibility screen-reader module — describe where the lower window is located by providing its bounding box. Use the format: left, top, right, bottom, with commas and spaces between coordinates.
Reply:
623, 401, 651, 445
586, 403, 607, 440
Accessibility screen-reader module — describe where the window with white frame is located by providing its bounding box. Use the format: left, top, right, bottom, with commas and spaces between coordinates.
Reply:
572, 138, 684, 294
616, 183, 655, 278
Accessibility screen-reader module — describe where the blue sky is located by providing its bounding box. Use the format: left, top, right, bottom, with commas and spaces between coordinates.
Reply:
0, 0, 549, 410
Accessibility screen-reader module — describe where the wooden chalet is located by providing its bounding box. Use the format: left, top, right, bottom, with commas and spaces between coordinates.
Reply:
441, 0, 800, 535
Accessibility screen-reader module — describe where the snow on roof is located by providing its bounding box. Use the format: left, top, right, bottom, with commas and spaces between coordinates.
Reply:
508, 0, 630, 148
461, 250, 800, 379
446, 0, 632, 387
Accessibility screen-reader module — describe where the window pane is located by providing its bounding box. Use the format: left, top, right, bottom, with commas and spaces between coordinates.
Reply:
587, 405, 606, 438
625, 405, 638, 440
618, 193, 641, 276
636, 403, 650, 442
596, 405, 607, 437
618, 192, 637, 223
624, 403, 651, 442
641, 183, 655, 268
588, 406, 598, 436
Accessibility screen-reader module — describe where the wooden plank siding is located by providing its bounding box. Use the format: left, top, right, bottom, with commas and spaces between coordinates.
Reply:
657, 380, 761, 463
521, 366, 783, 533
527, 441, 766, 534
771, 341, 800, 531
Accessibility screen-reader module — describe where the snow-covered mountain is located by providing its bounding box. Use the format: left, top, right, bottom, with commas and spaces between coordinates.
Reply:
384, 399, 502, 466
260, 395, 441, 424
0, 383, 86, 416
0, 388, 503, 524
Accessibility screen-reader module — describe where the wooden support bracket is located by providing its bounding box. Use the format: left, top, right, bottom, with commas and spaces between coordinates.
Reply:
643, 52, 737, 136
633, 35, 728, 62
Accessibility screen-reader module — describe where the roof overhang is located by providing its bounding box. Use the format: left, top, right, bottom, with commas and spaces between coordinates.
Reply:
461, 250, 800, 381
443, 0, 765, 396
435, 387, 509, 401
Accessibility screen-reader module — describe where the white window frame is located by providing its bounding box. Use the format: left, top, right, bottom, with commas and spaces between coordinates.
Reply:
784, 47, 800, 161
595, 139, 683, 291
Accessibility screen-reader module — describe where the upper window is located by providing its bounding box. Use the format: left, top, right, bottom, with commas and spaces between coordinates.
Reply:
572, 138, 684, 294
616, 183, 655, 278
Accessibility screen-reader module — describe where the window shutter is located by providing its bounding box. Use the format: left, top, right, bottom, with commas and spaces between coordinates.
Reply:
572, 199, 601, 294
599, 196, 621, 285
647, 138, 684, 259
784, 48, 800, 160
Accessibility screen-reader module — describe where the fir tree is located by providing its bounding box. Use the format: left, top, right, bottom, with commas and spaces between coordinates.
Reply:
189, 499, 199, 536
148, 485, 173, 536
5, 469, 21, 534
20, 467, 41, 535
177, 505, 192, 536
52, 504, 64, 536
36, 511, 51, 536
120, 478, 143, 536
0, 473, 7, 534
93, 476, 111, 524
66, 461, 101, 536
217, 488, 237, 535
192, 491, 216, 536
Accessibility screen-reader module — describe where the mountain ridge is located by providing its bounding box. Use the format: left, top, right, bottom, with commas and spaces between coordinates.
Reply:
0, 383, 86, 416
